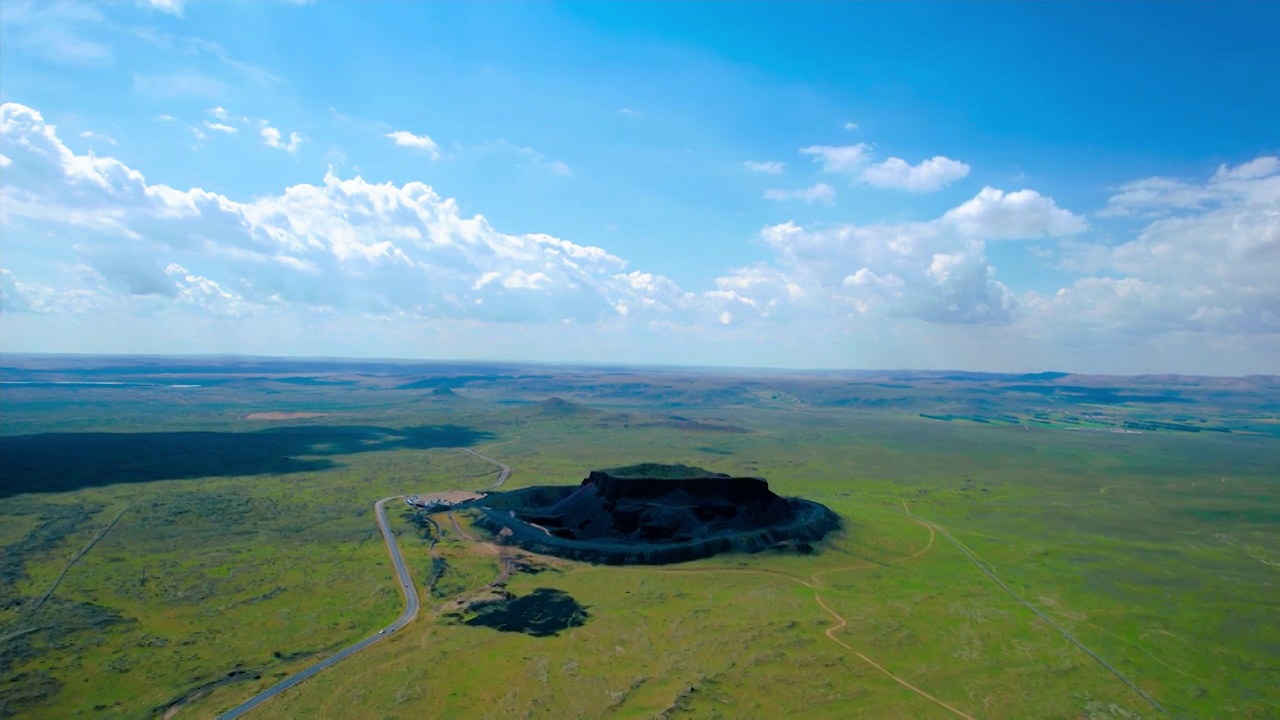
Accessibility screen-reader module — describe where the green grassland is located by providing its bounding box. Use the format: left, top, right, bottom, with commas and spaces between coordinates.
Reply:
0, 360, 1277, 719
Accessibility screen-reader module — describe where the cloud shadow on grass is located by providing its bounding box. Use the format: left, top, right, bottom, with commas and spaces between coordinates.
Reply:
0, 424, 495, 497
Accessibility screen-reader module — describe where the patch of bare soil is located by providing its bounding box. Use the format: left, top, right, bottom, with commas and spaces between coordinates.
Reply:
417, 490, 486, 504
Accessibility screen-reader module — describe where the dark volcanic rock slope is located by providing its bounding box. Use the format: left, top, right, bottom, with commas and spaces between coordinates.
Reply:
472, 465, 840, 565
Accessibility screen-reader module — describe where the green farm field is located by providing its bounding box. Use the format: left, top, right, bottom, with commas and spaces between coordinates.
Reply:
1, 357, 1277, 719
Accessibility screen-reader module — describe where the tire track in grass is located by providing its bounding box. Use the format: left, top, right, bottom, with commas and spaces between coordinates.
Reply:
447, 512, 477, 542
812, 507, 936, 587
1243, 546, 1280, 573
652, 517, 974, 720
1081, 618, 1280, 712
900, 500, 1167, 715
812, 591, 975, 720
31, 505, 127, 611
306, 451, 972, 719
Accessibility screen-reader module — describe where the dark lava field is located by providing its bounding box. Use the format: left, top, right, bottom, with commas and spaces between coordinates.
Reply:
472, 464, 840, 564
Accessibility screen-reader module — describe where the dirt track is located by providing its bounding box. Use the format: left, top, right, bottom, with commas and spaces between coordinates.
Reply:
900, 499, 1166, 715
649, 510, 974, 719
33, 505, 128, 612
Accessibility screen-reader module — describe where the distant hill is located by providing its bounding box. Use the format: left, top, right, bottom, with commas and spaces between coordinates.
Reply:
529, 397, 602, 417
484, 397, 607, 428
1015, 371, 1070, 382
629, 415, 751, 434
397, 374, 517, 390
271, 376, 358, 386
398, 378, 444, 390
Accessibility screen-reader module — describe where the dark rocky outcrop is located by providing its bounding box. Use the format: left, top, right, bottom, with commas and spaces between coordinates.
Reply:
471, 465, 840, 565
461, 588, 588, 637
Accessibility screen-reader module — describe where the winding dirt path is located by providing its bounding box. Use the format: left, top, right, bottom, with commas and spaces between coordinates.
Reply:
812, 592, 975, 720
810, 508, 936, 587
446, 512, 518, 587
306, 462, 974, 720
651, 513, 972, 719
441, 482, 962, 717
447, 512, 476, 542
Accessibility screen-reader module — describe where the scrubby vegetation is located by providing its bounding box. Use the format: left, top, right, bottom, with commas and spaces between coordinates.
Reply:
0, 358, 1277, 718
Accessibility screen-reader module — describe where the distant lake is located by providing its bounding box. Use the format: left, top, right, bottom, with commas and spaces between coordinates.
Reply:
0, 381, 204, 388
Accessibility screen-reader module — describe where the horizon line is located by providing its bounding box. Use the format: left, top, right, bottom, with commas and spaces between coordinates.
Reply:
1, 351, 1275, 381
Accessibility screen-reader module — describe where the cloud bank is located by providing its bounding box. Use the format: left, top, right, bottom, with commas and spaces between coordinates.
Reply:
2, 102, 1277, 373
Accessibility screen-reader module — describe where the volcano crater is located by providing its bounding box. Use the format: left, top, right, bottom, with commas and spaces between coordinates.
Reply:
471, 464, 840, 565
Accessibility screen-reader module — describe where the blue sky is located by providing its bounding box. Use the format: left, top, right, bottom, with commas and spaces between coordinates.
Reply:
1, 1, 1277, 373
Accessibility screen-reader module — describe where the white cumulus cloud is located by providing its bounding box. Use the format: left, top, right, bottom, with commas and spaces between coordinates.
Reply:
3, 101, 1276, 373
942, 187, 1086, 239
1101, 155, 1280, 216
1047, 158, 1280, 336
744, 160, 784, 174
261, 126, 304, 153
860, 156, 970, 192
800, 141, 969, 193
800, 144, 871, 174
385, 130, 440, 159
0, 102, 641, 328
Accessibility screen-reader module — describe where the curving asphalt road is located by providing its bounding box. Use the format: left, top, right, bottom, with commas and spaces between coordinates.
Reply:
215, 496, 420, 720
462, 448, 511, 488
215, 448, 511, 719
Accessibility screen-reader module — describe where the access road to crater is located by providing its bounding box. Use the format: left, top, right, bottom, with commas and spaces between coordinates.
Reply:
214, 448, 510, 719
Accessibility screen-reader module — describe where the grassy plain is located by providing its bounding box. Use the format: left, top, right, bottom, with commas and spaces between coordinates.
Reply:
0, 358, 1277, 719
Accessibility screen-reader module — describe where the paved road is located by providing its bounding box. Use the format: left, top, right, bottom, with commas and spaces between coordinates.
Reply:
215, 496, 421, 720
214, 448, 511, 719
462, 448, 511, 488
